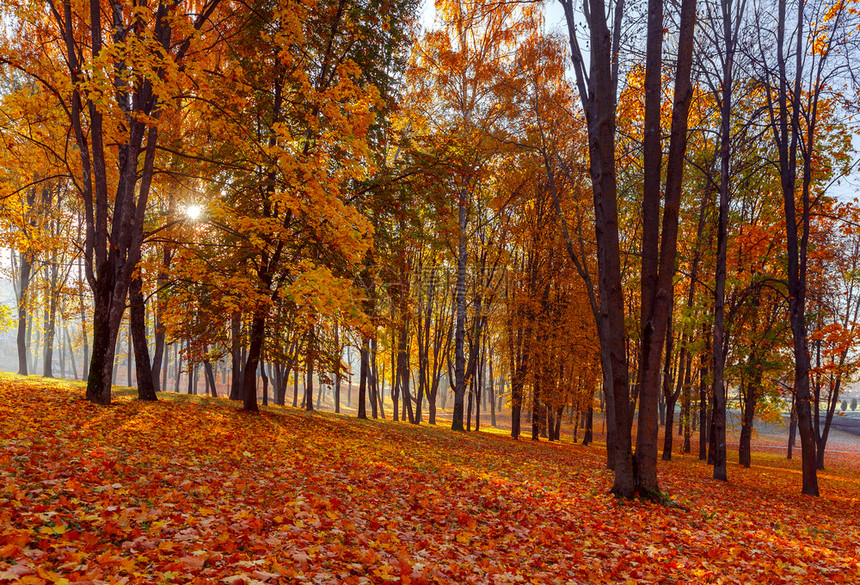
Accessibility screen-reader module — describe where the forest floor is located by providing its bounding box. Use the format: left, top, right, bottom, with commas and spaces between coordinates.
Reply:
1, 375, 859, 584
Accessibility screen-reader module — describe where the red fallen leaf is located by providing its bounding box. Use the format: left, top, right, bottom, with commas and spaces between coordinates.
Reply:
180, 555, 205, 568
292, 552, 311, 570
1, 531, 29, 547
5, 377, 860, 585
0, 544, 18, 558
95, 552, 117, 566
4, 565, 35, 576
397, 552, 412, 585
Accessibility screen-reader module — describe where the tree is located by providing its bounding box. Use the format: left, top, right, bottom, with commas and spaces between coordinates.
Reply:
409, 0, 532, 431
750, 0, 860, 495
1, 0, 227, 403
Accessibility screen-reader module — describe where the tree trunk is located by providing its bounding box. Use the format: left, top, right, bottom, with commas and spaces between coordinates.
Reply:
230, 312, 242, 400
205, 358, 217, 398
16, 252, 31, 376
816, 375, 842, 470
85, 274, 124, 405
391, 335, 400, 422
634, 0, 698, 496
293, 362, 300, 408
240, 311, 265, 412
739, 381, 757, 468
372, 337, 384, 418
334, 326, 342, 414
261, 360, 269, 406
44, 255, 59, 378
129, 275, 157, 400
305, 326, 314, 412
174, 342, 183, 392
698, 329, 710, 461
398, 322, 414, 424
452, 195, 468, 431
358, 339, 369, 419
583, 401, 594, 446
65, 328, 78, 380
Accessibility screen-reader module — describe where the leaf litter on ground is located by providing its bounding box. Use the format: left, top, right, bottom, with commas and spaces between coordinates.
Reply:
0, 374, 859, 584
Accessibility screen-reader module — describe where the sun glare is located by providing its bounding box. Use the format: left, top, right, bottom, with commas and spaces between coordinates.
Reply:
186, 204, 203, 221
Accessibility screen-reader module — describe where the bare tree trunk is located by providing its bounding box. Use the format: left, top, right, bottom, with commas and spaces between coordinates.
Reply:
488, 350, 496, 427
560, 0, 634, 497
150, 245, 171, 392
452, 195, 468, 431
358, 338, 369, 419
174, 342, 183, 392
44, 250, 60, 378
240, 311, 265, 412
305, 326, 314, 412
65, 328, 78, 380
261, 359, 269, 406
16, 251, 31, 376
205, 358, 217, 398
129, 275, 157, 400
634, 0, 698, 496
709, 0, 744, 483
230, 313, 242, 400
698, 335, 710, 461
334, 325, 342, 414
766, 0, 819, 496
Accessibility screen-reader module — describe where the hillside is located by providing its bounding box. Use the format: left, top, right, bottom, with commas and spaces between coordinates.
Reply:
1, 375, 859, 584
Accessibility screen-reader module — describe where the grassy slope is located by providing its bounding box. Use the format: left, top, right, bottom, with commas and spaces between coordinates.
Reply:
0, 374, 858, 585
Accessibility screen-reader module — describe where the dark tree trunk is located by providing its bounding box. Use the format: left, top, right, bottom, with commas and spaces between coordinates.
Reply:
787, 398, 797, 459
398, 323, 414, 424
816, 375, 842, 470
532, 373, 543, 441
334, 325, 342, 414
662, 311, 679, 461
452, 195, 468, 431
467, 382, 474, 432
560, 0, 632, 499
583, 402, 594, 446
488, 351, 496, 427
174, 342, 183, 392
127, 324, 133, 387
391, 335, 400, 422
293, 363, 299, 408
371, 337, 384, 418
739, 379, 758, 468
634, 0, 698, 495
709, 0, 743, 485
205, 359, 217, 398
86, 273, 123, 405
129, 275, 157, 400
230, 313, 242, 400
261, 360, 269, 406
188, 362, 196, 395
305, 327, 314, 412
358, 339, 369, 419
767, 0, 818, 496
240, 312, 265, 412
